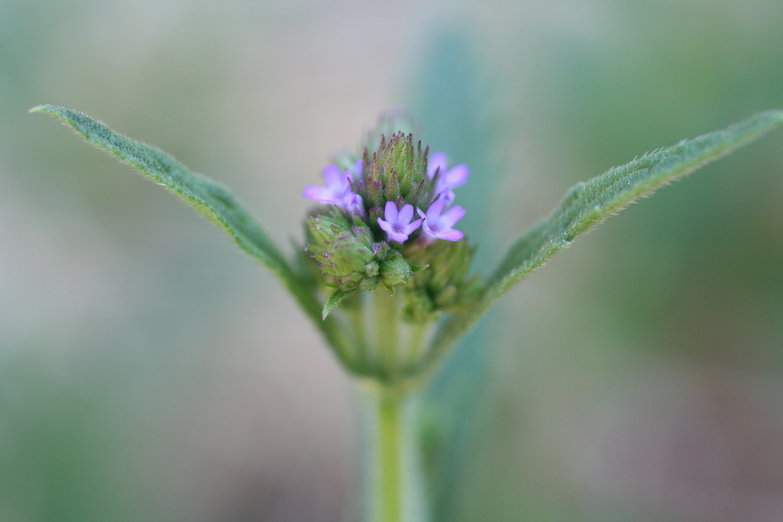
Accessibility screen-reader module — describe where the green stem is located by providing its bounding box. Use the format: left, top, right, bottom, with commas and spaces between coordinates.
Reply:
359, 384, 427, 522
405, 322, 428, 371
377, 390, 403, 521
375, 291, 399, 377
346, 294, 368, 367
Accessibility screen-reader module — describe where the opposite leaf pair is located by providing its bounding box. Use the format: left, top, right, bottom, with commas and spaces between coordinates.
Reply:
32, 104, 783, 384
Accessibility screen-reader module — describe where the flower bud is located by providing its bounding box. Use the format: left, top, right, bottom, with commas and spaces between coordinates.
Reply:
306, 213, 378, 291
379, 250, 414, 290
365, 132, 434, 211
405, 239, 480, 312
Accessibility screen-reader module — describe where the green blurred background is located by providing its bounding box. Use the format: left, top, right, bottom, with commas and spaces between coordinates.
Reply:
2, 1, 783, 521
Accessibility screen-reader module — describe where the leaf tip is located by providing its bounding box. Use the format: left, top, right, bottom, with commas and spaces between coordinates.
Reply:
28, 104, 50, 114
29, 104, 65, 119
322, 288, 354, 320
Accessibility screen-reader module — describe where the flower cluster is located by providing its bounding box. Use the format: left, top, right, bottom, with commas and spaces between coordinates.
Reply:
301, 123, 478, 322
303, 147, 468, 245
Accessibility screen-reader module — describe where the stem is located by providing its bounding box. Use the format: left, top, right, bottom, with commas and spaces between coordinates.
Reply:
377, 391, 403, 521
405, 321, 428, 371
358, 384, 427, 522
347, 293, 368, 366
374, 291, 399, 377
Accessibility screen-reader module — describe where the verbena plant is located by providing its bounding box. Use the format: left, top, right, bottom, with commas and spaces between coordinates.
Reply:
32, 104, 783, 522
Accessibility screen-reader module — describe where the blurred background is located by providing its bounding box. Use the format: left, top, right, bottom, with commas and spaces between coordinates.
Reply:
2, 1, 783, 520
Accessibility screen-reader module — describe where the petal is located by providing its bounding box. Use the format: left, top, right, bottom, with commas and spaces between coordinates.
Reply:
444, 164, 469, 188
389, 231, 410, 243
302, 185, 335, 203
428, 152, 448, 178
439, 189, 456, 205
322, 164, 343, 187
438, 228, 464, 241
422, 219, 437, 237
416, 207, 426, 220
398, 204, 414, 224
441, 205, 466, 228
377, 218, 393, 235
405, 218, 422, 235
384, 200, 398, 221
426, 198, 445, 221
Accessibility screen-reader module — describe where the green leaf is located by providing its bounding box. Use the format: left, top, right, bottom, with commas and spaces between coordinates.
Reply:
430, 110, 783, 358
322, 288, 355, 320
30, 104, 345, 349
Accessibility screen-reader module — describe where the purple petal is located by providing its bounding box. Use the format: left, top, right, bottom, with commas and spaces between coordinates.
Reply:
426, 198, 446, 221
439, 189, 456, 205
438, 228, 464, 241
323, 164, 344, 187
388, 232, 409, 243
405, 218, 422, 235
377, 218, 394, 236
384, 200, 398, 221
398, 204, 414, 224
428, 152, 448, 178
416, 207, 426, 220
302, 185, 336, 204
444, 164, 469, 188
441, 205, 466, 228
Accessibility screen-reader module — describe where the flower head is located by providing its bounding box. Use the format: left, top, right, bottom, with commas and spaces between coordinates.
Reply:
377, 201, 422, 243
418, 198, 465, 242
300, 115, 476, 325
303, 164, 353, 206
427, 152, 469, 203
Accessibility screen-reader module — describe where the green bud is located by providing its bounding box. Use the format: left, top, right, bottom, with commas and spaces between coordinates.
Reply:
380, 250, 414, 290
365, 132, 435, 210
402, 288, 436, 322
405, 239, 481, 312
306, 212, 377, 291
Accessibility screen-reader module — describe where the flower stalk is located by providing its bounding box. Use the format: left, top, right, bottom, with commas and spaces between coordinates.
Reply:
359, 382, 427, 522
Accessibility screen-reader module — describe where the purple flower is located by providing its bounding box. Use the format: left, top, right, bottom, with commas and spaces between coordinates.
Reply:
377, 201, 422, 243
303, 164, 352, 205
418, 198, 465, 242
343, 192, 365, 218
427, 152, 469, 203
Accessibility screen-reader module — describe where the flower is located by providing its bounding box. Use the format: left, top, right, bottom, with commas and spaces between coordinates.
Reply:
303, 164, 353, 205
343, 192, 365, 217
418, 197, 465, 242
427, 152, 469, 203
377, 201, 422, 243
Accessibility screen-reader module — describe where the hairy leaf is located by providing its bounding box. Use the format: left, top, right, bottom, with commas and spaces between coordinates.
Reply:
31, 105, 345, 348
430, 110, 783, 357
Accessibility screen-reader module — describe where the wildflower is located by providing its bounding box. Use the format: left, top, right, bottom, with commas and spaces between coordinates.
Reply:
418, 197, 465, 242
377, 201, 422, 243
427, 152, 469, 203
343, 192, 365, 217
303, 164, 353, 205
